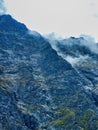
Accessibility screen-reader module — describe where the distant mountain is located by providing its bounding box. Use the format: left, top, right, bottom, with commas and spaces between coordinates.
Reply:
0, 14, 98, 130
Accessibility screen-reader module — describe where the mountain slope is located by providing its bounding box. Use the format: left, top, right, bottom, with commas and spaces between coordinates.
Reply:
0, 15, 98, 130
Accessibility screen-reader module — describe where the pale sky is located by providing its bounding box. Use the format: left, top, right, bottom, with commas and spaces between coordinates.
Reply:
4, 0, 98, 41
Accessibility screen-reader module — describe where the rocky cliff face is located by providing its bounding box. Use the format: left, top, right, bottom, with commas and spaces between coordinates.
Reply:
0, 15, 98, 130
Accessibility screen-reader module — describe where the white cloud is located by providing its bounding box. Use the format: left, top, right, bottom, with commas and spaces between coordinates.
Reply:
0, 0, 6, 15
89, 2, 95, 7
93, 13, 98, 18
46, 33, 98, 67
80, 35, 98, 54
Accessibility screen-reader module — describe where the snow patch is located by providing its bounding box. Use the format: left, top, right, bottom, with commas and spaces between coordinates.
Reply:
59, 55, 89, 66
84, 86, 93, 91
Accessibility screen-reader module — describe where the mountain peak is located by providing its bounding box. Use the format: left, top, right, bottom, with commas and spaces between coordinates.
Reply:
0, 14, 28, 33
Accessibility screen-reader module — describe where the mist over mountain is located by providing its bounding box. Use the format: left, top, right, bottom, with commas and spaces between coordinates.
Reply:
0, 14, 98, 130
45, 33, 98, 63
0, 0, 6, 15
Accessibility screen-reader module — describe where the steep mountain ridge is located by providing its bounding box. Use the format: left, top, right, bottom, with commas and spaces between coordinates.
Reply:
0, 15, 98, 130
46, 35, 98, 109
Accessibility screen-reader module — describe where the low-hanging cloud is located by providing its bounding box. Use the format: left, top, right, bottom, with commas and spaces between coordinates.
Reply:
45, 34, 98, 67
80, 34, 98, 54
93, 13, 98, 18
0, 0, 6, 15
